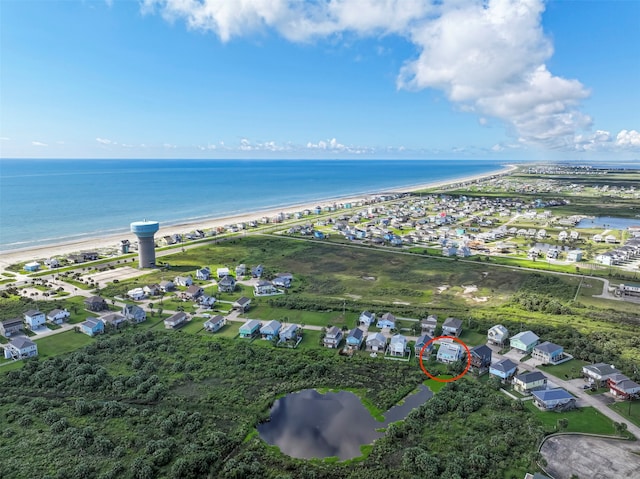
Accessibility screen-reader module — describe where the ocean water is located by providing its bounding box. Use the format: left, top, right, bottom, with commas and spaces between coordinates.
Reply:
0, 159, 506, 251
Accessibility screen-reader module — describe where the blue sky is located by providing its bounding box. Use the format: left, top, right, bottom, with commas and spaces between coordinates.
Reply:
1, 0, 638, 160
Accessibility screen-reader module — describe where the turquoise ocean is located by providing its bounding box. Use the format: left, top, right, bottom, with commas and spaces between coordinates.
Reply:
0, 159, 508, 252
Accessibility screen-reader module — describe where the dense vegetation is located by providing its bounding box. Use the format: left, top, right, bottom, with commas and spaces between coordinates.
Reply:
0, 330, 545, 479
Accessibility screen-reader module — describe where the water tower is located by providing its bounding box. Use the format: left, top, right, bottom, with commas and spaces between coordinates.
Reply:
130, 220, 159, 268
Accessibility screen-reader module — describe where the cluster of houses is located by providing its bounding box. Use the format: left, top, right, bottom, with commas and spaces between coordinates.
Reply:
235, 318, 301, 346
0, 308, 72, 339
583, 363, 640, 400
78, 296, 147, 336
594, 234, 640, 266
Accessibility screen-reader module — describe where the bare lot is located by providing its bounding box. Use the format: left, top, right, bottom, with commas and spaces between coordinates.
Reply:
540, 435, 640, 479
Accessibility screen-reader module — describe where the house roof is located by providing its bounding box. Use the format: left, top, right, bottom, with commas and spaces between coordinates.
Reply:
47, 309, 65, 317
326, 326, 341, 337
186, 284, 203, 294
348, 327, 364, 340
416, 333, 433, 346
360, 311, 374, 319
9, 337, 36, 349
515, 371, 547, 384
532, 388, 573, 402
613, 379, 640, 393
381, 312, 396, 321
219, 275, 236, 285
102, 313, 125, 323
491, 358, 518, 373
82, 318, 102, 328
583, 363, 619, 377
240, 319, 261, 331
534, 341, 563, 354
422, 315, 438, 325
470, 345, 492, 360
367, 332, 386, 343
1, 317, 23, 326
280, 324, 298, 336
24, 309, 43, 317
235, 296, 251, 306
166, 312, 187, 322
390, 334, 407, 345
488, 324, 508, 335
437, 342, 462, 356
84, 295, 106, 304
443, 317, 463, 329
511, 331, 539, 345
261, 320, 281, 334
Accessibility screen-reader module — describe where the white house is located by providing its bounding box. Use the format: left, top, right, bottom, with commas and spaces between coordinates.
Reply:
359, 311, 375, 327
195, 267, 211, 281
566, 250, 583, 262
23, 310, 46, 330
216, 267, 230, 279
487, 324, 509, 345
174, 276, 193, 287
46, 309, 70, 325
388, 334, 408, 357
127, 288, 146, 301
4, 337, 38, 360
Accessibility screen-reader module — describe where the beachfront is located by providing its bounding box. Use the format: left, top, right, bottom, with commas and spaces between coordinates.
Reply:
0, 165, 516, 271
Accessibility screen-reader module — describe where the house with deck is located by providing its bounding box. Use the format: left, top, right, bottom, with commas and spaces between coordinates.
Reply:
233, 297, 251, 312
469, 345, 492, 375
143, 284, 161, 296
532, 388, 575, 410
358, 311, 375, 327
254, 280, 278, 296
272, 273, 293, 288
127, 288, 146, 301
24, 310, 46, 330
510, 331, 539, 354
421, 315, 438, 335
388, 334, 408, 357
366, 332, 387, 352
174, 276, 193, 287
442, 317, 463, 337
47, 308, 70, 325
345, 327, 364, 351
0, 318, 24, 338
436, 342, 464, 364
489, 358, 518, 381
216, 267, 230, 279
415, 334, 434, 358
513, 371, 547, 394
159, 280, 175, 293
3, 337, 38, 360
607, 374, 640, 400
260, 320, 282, 340
251, 265, 264, 278
487, 324, 509, 345
185, 284, 204, 300
239, 320, 262, 338
203, 315, 226, 333
279, 324, 299, 342
377, 312, 396, 329
323, 326, 343, 348
532, 341, 564, 364
84, 296, 108, 312
217, 275, 236, 293
79, 318, 104, 337
122, 304, 147, 323
195, 267, 211, 281
235, 264, 247, 278
582, 363, 620, 386
101, 313, 127, 328
164, 312, 188, 329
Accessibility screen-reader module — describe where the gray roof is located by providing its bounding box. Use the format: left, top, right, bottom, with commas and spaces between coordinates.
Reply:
235, 296, 251, 305
24, 309, 43, 317
470, 345, 492, 360
416, 333, 433, 346
261, 320, 281, 334
511, 331, 539, 345
326, 326, 341, 337
348, 327, 364, 340
491, 358, 518, 373
9, 337, 36, 349
443, 317, 463, 329
515, 371, 547, 384
532, 388, 573, 402
422, 315, 438, 325
1, 317, 23, 326
240, 319, 261, 331
381, 312, 396, 321
534, 341, 563, 354
82, 318, 102, 328
583, 363, 619, 376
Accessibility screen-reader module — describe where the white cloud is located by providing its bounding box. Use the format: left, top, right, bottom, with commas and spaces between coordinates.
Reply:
96, 137, 114, 145
616, 129, 640, 149
32, 141, 48, 147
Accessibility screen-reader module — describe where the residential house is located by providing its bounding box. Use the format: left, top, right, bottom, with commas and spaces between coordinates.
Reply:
239, 320, 262, 338
358, 311, 375, 327
279, 324, 299, 342
84, 296, 108, 312
272, 273, 293, 288
442, 246, 458, 257
583, 363, 620, 386
235, 264, 247, 277
436, 342, 464, 364
260, 320, 282, 340
388, 334, 408, 357
513, 371, 547, 394
47, 308, 70, 325
233, 297, 252, 312
0, 318, 24, 338
566, 250, 583, 262
421, 315, 438, 335
101, 313, 127, 328
510, 331, 539, 354
195, 267, 211, 281
122, 304, 147, 323
607, 374, 640, 400
217, 275, 236, 293
24, 261, 40, 272
174, 276, 193, 287
127, 288, 146, 300
203, 315, 226, 333
345, 327, 364, 351
143, 284, 161, 296
216, 267, 230, 279
185, 284, 204, 300
469, 345, 492, 374
415, 334, 434, 358
79, 318, 104, 337
366, 332, 387, 352
489, 358, 518, 380
24, 310, 46, 330
595, 253, 615, 266
487, 324, 509, 345
251, 265, 264, 278
197, 295, 216, 309
254, 280, 278, 296
164, 312, 188, 329
377, 312, 396, 329
532, 341, 564, 364
532, 388, 575, 410
3, 337, 38, 360
159, 280, 175, 292
442, 317, 463, 337
323, 326, 343, 348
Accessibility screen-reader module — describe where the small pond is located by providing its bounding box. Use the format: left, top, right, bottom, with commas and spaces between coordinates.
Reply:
576, 216, 640, 230
257, 385, 433, 460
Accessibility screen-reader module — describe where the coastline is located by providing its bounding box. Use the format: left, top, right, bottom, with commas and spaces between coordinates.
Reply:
0, 164, 516, 269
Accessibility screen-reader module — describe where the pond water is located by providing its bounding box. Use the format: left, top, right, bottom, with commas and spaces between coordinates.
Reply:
575, 216, 640, 230
257, 385, 433, 460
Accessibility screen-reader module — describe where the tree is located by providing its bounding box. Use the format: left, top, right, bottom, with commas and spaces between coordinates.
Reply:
557, 418, 569, 431
614, 421, 628, 436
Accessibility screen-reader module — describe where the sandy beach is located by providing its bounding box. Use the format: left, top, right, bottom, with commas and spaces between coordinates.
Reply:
0, 164, 516, 270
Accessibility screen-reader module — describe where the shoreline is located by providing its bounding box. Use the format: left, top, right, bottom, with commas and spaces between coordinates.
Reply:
0, 164, 517, 269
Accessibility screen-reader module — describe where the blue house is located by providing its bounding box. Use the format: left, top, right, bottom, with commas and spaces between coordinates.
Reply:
414, 334, 433, 358
532, 388, 575, 410
436, 342, 463, 363
279, 324, 299, 341
239, 320, 262, 338
24, 310, 46, 330
355, 229, 367, 239
377, 312, 396, 329
79, 318, 104, 337
532, 341, 564, 364
346, 327, 364, 351
313, 231, 325, 239
489, 358, 518, 380
390, 237, 403, 246
260, 320, 282, 340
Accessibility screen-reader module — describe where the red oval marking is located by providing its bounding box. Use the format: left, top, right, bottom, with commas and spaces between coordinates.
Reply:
418, 335, 471, 383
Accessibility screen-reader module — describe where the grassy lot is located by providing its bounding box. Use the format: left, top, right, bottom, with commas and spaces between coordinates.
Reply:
34, 330, 94, 358
241, 304, 358, 328
458, 329, 486, 347
524, 402, 618, 435
609, 400, 640, 428
538, 359, 589, 380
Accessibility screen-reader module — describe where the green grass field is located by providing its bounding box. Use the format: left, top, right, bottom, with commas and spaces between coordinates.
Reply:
34, 330, 94, 358
241, 305, 358, 328
609, 400, 640, 428
538, 359, 589, 380
524, 403, 618, 435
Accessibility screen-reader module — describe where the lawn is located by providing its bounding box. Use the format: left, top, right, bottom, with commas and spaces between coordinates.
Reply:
34, 330, 94, 358
609, 400, 640, 428
524, 402, 618, 435
241, 305, 357, 328
458, 329, 486, 347
538, 359, 589, 380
